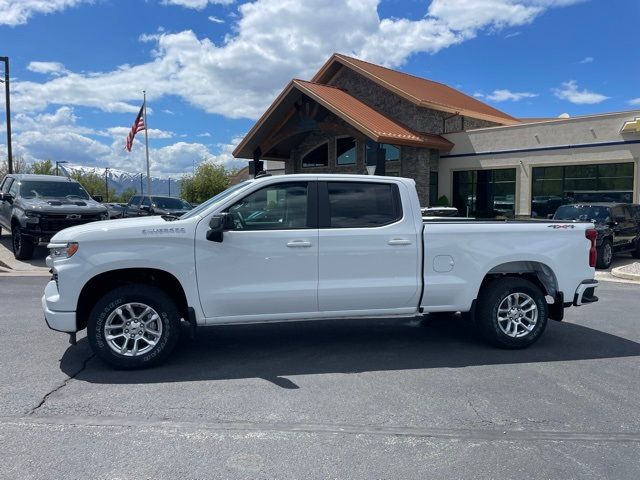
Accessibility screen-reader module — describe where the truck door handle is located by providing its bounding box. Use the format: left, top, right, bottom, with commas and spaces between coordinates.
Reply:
286, 240, 312, 248
388, 238, 411, 246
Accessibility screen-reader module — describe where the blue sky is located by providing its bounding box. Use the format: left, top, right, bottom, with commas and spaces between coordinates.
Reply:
0, 0, 638, 178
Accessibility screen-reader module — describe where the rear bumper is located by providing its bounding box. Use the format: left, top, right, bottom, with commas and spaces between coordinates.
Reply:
42, 280, 77, 333
573, 279, 599, 306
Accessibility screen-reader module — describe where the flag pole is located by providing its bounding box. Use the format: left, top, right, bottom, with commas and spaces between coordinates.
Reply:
143, 90, 151, 195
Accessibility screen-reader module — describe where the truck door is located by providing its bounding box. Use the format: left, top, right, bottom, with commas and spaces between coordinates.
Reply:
0, 177, 14, 229
195, 181, 319, 320
317, 181, 420, 315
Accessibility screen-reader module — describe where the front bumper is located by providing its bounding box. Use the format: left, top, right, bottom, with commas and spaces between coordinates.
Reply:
573, 279, 599, 306
42, 279, 77, 332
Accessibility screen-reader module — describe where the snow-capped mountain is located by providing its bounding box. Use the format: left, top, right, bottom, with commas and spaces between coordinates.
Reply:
60, 164, 181, 197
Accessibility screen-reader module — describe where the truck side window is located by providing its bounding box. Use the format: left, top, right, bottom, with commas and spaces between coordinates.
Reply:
0, 178, 13, 193
142, 197, 152, 207
129, 196, 141, 206
227, 182, 309, 230
326, 182, 401, 228
8, 180, 19, 197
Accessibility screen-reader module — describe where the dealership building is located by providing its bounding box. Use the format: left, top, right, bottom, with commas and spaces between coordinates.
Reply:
233, 53, 640, 217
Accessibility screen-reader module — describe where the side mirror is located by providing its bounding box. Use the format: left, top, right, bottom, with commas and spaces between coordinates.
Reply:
206, 213, 230, 242
92, 195, 103, 203
140, 205, 151, 212
0, 192, 13, 203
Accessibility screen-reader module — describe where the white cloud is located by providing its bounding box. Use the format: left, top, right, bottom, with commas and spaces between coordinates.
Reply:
504, 31, 521, 38
27, 61, 68, 75
105, 126, 175, 140
629, 98, 640, 106
208, 15, 225, 23
0, 0, 91, 26
552, 80, 609, 104
579, 56, 593, 64
161, 0, 233, 9
12, 0, 584, 121
486, 89, 538, 101
197, 132, 212, 137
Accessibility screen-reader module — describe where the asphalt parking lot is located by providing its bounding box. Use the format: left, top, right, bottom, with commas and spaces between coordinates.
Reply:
1, 276, 640, 479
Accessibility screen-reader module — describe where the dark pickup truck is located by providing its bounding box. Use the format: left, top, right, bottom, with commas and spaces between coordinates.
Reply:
553, 202, 640, 268
0, 174, 108, 260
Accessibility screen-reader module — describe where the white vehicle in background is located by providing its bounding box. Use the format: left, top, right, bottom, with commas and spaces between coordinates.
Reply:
43, 174, 599, 369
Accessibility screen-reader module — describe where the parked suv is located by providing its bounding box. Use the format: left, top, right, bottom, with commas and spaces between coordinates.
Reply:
553, 202, 640, 268
123, 195, 192, 218
0, 174, 108, 260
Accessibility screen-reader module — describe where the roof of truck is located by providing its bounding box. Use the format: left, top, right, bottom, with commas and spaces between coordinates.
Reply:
5, 174, 77, 182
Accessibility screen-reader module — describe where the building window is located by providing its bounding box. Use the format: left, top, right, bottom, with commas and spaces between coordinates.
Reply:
336, 137, 356, 165
302, 143, 329, 168
429, 171, 438, 206
381, 144, 400, 162
531, 162, 634, 218
453, 169, 516, 218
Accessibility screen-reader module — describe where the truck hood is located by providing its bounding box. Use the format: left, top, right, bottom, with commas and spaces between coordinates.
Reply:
50, 215, 188, 243
18, 197, 107, 214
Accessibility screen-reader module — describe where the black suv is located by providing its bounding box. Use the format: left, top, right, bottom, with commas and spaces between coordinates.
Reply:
553, 202, 640, 268
0, 174, 108, 259
123, 195, 192, 218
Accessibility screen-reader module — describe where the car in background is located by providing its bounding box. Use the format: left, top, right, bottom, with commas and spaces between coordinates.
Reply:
0, 174, 108, 259
103, 202, 127, 219
553, 202, 640, 268
123, 195, 193, 218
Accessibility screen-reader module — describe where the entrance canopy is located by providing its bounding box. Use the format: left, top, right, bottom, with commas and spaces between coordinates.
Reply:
233, 79, 452, 161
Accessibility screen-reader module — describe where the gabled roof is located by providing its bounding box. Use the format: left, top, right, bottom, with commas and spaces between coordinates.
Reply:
233, 79, 452, 159
313, 53, 519, 125
294, 80, 452, 149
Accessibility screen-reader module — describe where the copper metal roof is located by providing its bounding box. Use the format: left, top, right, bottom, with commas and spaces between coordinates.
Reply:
313, 54, 519, 125
294, 80, 453, 150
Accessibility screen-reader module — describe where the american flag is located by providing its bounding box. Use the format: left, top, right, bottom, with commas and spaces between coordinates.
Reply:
124, 104, 145, 152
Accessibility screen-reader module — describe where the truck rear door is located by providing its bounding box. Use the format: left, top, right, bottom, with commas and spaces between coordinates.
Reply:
317, 180, 420, 315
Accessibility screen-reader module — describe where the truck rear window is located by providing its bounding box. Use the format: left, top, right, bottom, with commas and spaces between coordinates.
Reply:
326, 182, 401, 228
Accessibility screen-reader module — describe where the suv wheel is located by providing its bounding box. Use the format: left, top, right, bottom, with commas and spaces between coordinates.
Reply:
12, 226, 35, 260
477, 277, 548, 349
88, 284, 181, 369
632, 239, 640, 260
596, 239, 613, 269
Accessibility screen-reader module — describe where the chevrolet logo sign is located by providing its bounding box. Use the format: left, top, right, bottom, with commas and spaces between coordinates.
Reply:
66, 214, 81, 220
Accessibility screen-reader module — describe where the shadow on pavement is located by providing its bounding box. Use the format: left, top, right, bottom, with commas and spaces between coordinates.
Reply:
61, 315, 640, 388
0, 233, 49, 267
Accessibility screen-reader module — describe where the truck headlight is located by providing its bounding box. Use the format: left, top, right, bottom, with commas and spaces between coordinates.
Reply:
24, 211, 41, 223
49, 242, 79, 259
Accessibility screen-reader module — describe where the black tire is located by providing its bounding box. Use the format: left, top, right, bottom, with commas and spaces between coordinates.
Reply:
87, 284, 181, 369
596, 238, 613, 269
476, 277, 548, 349
632, 239, 640, 259
12, 226, 35, 260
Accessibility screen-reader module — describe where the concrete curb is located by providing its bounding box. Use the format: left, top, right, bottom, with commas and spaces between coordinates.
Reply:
611, 264, 640, 283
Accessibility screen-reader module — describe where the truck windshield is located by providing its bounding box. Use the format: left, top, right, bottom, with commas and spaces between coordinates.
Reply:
553, 205, 610, 222
180, 181, 253, 220
151, 197, 192, 210
19, 180, 91, 200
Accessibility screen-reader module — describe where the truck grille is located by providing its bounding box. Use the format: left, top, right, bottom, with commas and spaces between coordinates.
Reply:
39, 214, 102, 232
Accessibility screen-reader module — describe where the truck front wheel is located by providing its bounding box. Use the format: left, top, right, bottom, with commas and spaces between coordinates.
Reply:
87, 285, 181, 369
12, 226, 35, 260
477, 277, 548, 349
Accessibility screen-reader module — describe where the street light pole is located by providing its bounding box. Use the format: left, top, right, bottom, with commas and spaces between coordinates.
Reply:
104, 167, 109, 203
0, 56, 12, 174
168, 178, 171, 197
55, 160, 67, 176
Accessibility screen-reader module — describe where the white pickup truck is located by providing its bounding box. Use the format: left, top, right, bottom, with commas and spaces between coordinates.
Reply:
43, 174, 599, 368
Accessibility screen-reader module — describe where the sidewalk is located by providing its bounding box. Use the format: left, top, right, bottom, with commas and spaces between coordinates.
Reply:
0, 233, 51, 276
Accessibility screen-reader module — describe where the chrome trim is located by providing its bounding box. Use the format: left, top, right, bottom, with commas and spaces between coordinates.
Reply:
574, 280, 599, 306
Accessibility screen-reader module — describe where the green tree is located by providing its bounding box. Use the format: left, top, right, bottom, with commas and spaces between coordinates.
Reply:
69, 171, 116, 202
436, 195, 450, 207
180, 161, 230, 204
30, 159, 56, 175
113, 187, 137, 204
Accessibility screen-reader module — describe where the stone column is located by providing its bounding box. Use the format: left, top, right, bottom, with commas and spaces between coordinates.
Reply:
401, 147, 434, 206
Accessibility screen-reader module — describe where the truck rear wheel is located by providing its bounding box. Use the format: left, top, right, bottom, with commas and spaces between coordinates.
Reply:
477, 277, 548, 349
596, 239, 613, 269
87, 284, 181, 369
